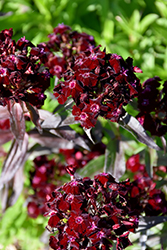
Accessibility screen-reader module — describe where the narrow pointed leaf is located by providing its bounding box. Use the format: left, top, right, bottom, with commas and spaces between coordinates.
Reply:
161, 136, 166, 154
54, 126, 90, 151
83, 128, 95, 144
104, 139, 125, 180
28, 129, 75, 152
113, 141, 126, 180
8, 100, 25, 148
119, 113, 161, 150
9, 167, 24, 206
139, 14, 158, 34
41, 113, 61, 129
0, 133, 28, 190
0, 184, 10, 212
0, 130, 13, 145
137, 216, 167, 232
26, 102, 42, 133
104, 138, 117, 173
59, 115, 79, 127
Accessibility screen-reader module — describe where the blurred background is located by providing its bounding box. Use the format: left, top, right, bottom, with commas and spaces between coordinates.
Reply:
1, 0, 167, 249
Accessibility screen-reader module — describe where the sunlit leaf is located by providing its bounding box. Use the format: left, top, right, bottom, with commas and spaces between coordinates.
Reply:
54, 126, 90, 151
83, 128, 95, 144
139, 14, 158, 34
77, 155, 105, 177
41, 113, 61, 129
137, 216, 167, 232
28, 129, 75, 152
119, 113, 161, 151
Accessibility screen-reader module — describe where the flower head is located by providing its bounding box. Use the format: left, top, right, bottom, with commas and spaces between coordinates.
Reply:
0, 28, 50, 107
46, 173, 139, 250
54, 46, 142, 128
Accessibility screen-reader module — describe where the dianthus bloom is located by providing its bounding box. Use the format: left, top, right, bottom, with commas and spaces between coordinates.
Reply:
54, 45, 142, 128
39, 23, 96, 79
0, 28, 50, 107
45, 173, 139, 250
126, 155, 167, 216
137, 77, 167, 136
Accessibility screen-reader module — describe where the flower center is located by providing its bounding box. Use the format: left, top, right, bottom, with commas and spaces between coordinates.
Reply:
83, 72, 90, 78
69, 80, 76, 89
10, 55, 17, 62
90, 54, 97, 60
90, 104, 100, 113
54, 65, 62, 73
97, 231, 104, 238
75, 216, 83, 224
80, 112, 88, 121
0, 67, 7, 76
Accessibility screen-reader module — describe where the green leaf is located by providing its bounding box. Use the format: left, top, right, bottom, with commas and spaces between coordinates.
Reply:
77, 155, 105, 177
139, 13, 158, 34
33, 0, 51, 19
104, 138, 117, 173
102, 19, 114, 41
155, 1, 167, 18
129, 9, 141, 30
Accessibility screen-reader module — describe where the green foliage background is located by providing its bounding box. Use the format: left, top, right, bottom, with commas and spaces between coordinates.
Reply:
1, 0, 167, 249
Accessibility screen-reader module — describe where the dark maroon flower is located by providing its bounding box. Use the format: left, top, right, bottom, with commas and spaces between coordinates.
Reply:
39, 24, 96, 81
137, 77, 167, 136
27, 201, 40, 218
54, 45, 142, 128
72, 105, 97, 129
46, 172, 139, 250
126, 155, 167, 216
0, 28, 50, 108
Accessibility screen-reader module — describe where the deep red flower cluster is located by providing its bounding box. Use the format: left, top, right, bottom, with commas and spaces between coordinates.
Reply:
126, 155, 167, 216
27, 156, 57, 218
39, 23, 96, 79
46, 173, 139, 250
54, 45, 142, 128
27, 144, 106, 218
137, 77, 167, 136
0, 28, 50, 107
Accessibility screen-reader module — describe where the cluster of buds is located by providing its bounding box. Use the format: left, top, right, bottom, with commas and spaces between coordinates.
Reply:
137, 77, 167, 136
54, 45, 142, 128
46, 173, 139, 250
0, 28, 50, 107
126, 155, 167, 216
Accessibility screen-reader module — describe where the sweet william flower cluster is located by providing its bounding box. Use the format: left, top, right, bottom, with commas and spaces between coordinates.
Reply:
54, 45, 142, 128
36, 23, 142, 128
0, 28, 50, 107
46, 173, 139, 250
